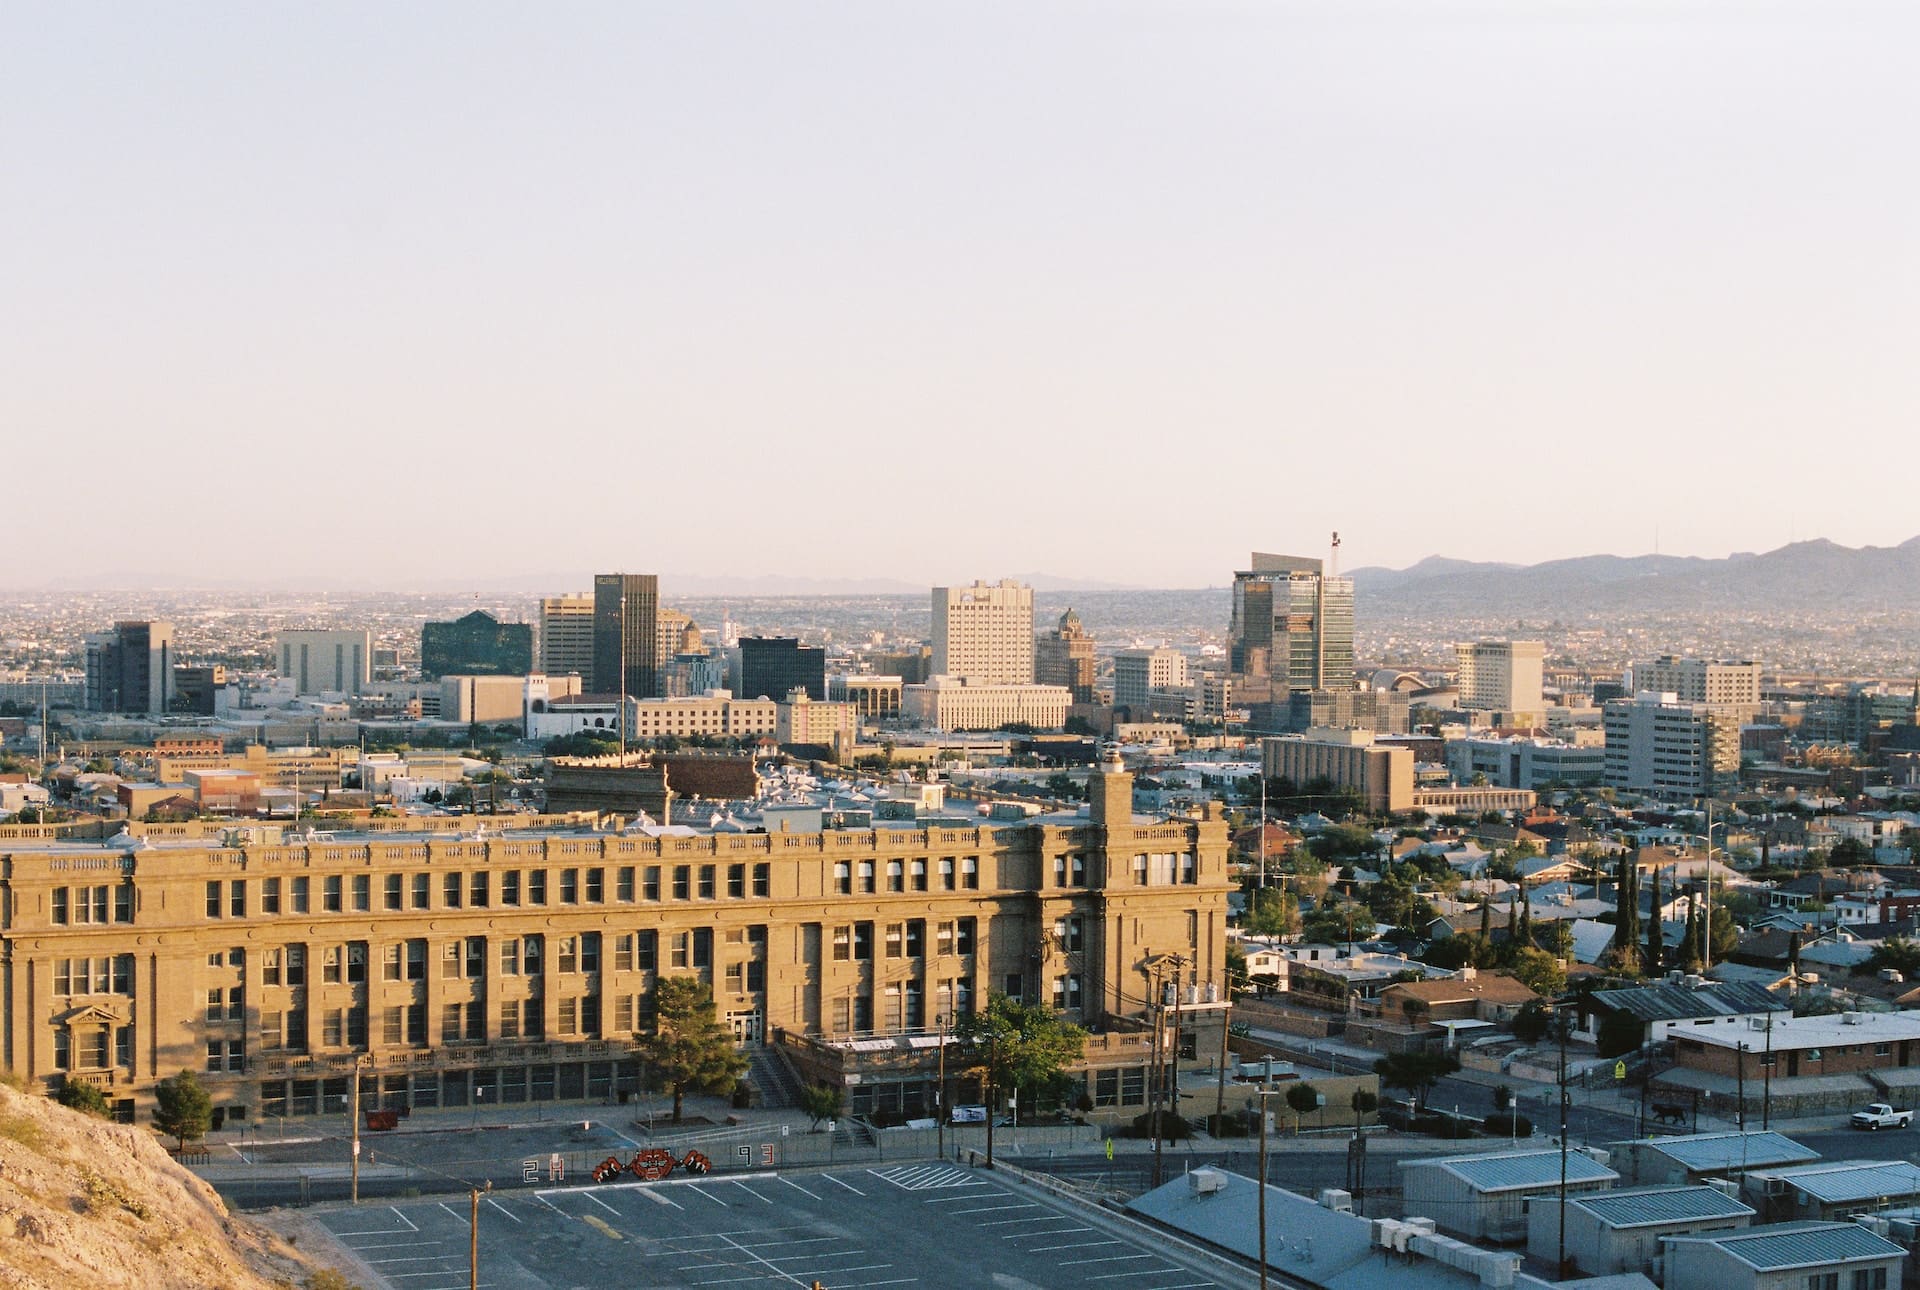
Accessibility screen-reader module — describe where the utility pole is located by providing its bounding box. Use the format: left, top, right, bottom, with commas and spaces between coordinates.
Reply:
1257, 773, 1268, 891
350, 1055, 364, 1203
469, 1183, 488, 1290
1214, 971, 1235, 1131
1160, 956, 1184, 1190
985, 1027, 998, 1169
935, 1013, 948, 1161
1148, 964, 1165, 1187
1763, 1013, 1773, 1130
1257, 1085, 1276, 1290
1557, 1013, 1570, 1280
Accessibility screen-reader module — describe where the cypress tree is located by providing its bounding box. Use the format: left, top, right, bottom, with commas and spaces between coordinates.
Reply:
1645, 866, 1664, 975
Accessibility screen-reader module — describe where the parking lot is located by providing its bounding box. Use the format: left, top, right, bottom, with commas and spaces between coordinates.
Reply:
315, 1161, 1240, 1289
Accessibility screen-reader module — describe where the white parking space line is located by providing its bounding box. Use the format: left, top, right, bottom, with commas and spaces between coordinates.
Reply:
436, 1202, 470, 1226
1002, 1226, 1092, 1239
685, 1184, 731, 1206
793, 1264, 889, 1278
829, 1279, 917, 1288
730, 1179, 774, 1203
1027, 1239, 1122, 1252
919, 1188, 999, 1201
1087, 1271, 1188, 1282
1060, 1254, 1156, 1267
823, 1174, 867, 1195
583, 1192, 620, 1215
485, 1198, 521, 1222
363, 1256, 448, 1266
635, 1186, 684, 1208
779, 1176, 820, 1199
733, 1236, 840, 1250
391, 1207, 420, 1231
951, 1203, 1035, 1214
981, 1215, 1073, 1227
338, 1239, 449, 1250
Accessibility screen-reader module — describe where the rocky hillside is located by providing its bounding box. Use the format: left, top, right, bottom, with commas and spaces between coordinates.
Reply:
0, 1083, 337, 1290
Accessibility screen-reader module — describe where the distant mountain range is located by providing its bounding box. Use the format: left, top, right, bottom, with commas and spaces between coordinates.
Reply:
1347, 537, 1920, 615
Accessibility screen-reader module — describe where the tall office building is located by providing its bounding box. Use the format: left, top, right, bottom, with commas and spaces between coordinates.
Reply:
1112, 647, 1189, 711
539, 595, 596, 680
1455, 641, 1546, 718
1035, 609, 1097, 703
275, 629, 370, 696
931, 579, 1034, 684
739, 637, 827, 701
1603, 692, 1740, 795
1626, 657, 1762, 715
84, 621, 175, 714
1228, 552, 1354, 701
593, 573, 661, 699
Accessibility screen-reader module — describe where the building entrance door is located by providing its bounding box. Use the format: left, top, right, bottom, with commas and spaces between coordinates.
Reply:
728, 1010, 763, 1045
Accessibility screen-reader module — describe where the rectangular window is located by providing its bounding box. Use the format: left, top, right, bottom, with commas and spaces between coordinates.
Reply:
698, 866, 715, 899
1181, 852, 1197, 885
323, 946, 342, 984
206, 881, 223, 918
470, 871, 489, 908
671, 933, 689, 970
1070, 854, 1086, 884
285, 945, 306, 986
524, 935, 543, 975
231, 880, 248, 918
858, 861, 875, 893
1054, 854, 1067, 887
113, 956, 132, 994
411, 872, 429, 910
324, 875, 342, 913
52, 887, 69, 925
672, 867, 690, 900
728, 865, 745, 899
560, 868, 579, 904
956, 918, 976, 956
346, 943, 367, 984
692, 929, 711, 970
906, 920, 924, 958
498, 1000, 520, 1040
961, 857, 979, 890
500, 939, 521, 975
558, 937, 578, 974
580, 933, 599, 974
262, 877, 280, 915
54, 959, 72, 994
406, 939, 426, 981
1057, 916, 1084, 953
466, 937, 485, 980
752, 864, 770, 898
581, 994, 600, 1036
644, 866, 661, 901
1132, 854, 1148, 886
618, 867, 636, 902
444, 872, 463, 909
885, 923, 903, 959
351, 874, 369, 912
383, 944, 402, 982
852, 922, 873, 962
725, 961, 744, 991
614, 934, 633, 972
1005, 972, 1022, 999
406, 1003, 426, 1046
557, 997, 578, 1036
833, 926, 851, 962
502, 870, 520, 906
384, 1007, 404, 1045
442, 1004, 464, 1044
586, 868, 604, 903
940, 859, 955, 891
115, 882, 135, 923
911, 859, 927, 891
116, 1025, 132, 1069
444, 942, 464, 979
384, 874, 403, 910
886, 860, 903, 892
347, 1006, 367, 1048
529, 870, 547, 905
834, 862, 852, 895
324, 1009, 345, 1047
636, 930, 657, 972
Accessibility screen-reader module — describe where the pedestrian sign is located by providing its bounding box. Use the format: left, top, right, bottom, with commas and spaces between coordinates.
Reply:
1614, 1061, 1627, 1081
1104, 1138, 1114, 1161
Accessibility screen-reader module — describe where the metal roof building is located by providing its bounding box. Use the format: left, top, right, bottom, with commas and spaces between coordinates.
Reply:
1400, 1148, 1620, 1242
1665, 1220, 1905, 1290
1611, 1131, 1822, 1186
1742, 1159, 1920, 1223
1525, 1185, 1755, 1278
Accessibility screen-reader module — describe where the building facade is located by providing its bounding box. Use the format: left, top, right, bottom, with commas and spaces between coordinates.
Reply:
829, 674, 904, 721
1603, 692, 1741, 795
85, 621, 175, 715
1261, 729, 1414, 813
538, 595, 595, 681
739, 637, 827, 703
1455, 640, 1545, 720
421, 611, 533, 680
592, 573, 661, 700
902, 677, 1071, 732
1228, 552, 1355, 703
931, 580, 1034, 684
1034, 609, 1097, 703
276, 630, 371, 697
1113, 648, 1189, 712
0, 763, 1227, 1129
1627, 657, 1762, 714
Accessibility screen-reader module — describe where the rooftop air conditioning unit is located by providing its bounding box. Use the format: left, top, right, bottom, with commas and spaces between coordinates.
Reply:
1705, 1178, 1741, 1199
1581, 1147, 1610, 1166
1318, 1188, 1353, 1213
1842, 1012, 1863, 1025
1188, 1167, 1227, 1196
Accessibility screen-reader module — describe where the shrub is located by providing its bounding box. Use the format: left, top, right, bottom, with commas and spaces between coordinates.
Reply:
1482, 1112, 1533, 1137
1129, 1110, 1191, 1141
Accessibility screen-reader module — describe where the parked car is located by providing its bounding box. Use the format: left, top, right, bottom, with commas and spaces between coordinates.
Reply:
1850, 1103, 1913, 1130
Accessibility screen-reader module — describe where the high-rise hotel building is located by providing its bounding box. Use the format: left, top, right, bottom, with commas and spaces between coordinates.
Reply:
1228, 552, 1354, 703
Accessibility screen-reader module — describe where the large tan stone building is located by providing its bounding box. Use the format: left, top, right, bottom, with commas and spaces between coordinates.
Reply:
1261, 728, 1414, 813
903, 677, 1071, 732
2, 763, 1228, 1128
932, 579, 1034, 684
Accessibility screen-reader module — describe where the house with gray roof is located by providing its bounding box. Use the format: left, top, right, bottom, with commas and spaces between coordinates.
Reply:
1575, 977, 1788, 1047
1400, 1147, 1620, 1242
1741, 1160, 1920, 1223
1525, 1185, 1754, 1279
1664, 1221, 1904, 1290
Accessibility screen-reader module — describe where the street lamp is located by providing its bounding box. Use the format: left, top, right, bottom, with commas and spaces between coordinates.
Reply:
935, 1013, 948, 1161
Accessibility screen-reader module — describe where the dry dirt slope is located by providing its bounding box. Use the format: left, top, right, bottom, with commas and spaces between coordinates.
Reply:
0, 1083, 344, 1290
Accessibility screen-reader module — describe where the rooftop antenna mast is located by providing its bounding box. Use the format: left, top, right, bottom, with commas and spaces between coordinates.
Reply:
1329, 531, 1341, 577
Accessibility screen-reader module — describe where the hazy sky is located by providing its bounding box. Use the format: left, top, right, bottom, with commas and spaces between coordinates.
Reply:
5, 2, 1915, 589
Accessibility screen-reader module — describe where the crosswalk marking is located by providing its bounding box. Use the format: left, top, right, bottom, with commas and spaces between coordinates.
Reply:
869, 1164, 987, 1191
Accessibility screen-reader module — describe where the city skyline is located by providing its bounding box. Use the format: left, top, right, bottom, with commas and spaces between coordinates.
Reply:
6, 1, 1917, 586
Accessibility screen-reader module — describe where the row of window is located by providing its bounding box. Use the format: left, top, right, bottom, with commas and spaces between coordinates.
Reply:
247, 927, 775, 988
52, 955, 133, 996
50, 883, 134, 926
831, 918, 977, 962
52, 1026, 132, 1072
834, 857, 978, 895
202, 863, 776, 921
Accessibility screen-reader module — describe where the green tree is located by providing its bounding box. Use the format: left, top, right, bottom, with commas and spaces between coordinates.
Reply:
1511, 1000, 1551, 1044
799, 1083, 844, 1131
953, 993, 1088, 1118
153, 1069, 213, 1152
1506, 947, 1567, 996
56, 1079, 109, 1117
1372, 1051, 1460, 1111
1596, 1011, 1643, 1058
637, 977, 750, 1121
1349, 1088, 1379, 1127
1243, 887, 1300, 938
1867, 938, 1920, 978
1284, 1081, 1322, 1133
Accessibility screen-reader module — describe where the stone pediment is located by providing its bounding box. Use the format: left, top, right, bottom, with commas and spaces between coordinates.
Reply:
56, 1003, 125, 1027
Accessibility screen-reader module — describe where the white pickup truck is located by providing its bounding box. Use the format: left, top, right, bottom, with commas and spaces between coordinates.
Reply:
1850, 1103, 1914, 1130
